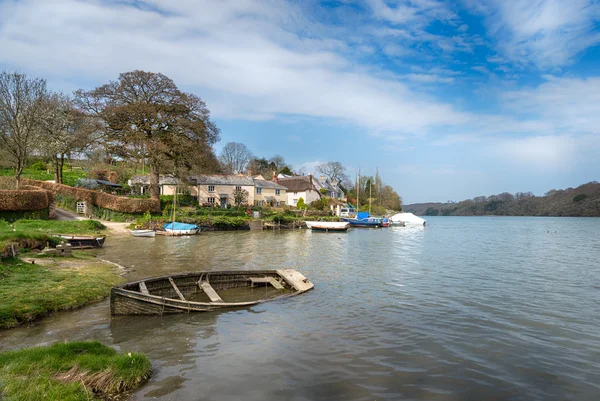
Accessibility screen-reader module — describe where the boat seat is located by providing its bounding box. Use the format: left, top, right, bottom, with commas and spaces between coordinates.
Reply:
199, 281, 224, 303
249, 277, 285, 290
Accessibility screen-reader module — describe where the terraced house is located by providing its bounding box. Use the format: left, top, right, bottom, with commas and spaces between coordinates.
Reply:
191, 175, 255, 207
253, 179, 287, 207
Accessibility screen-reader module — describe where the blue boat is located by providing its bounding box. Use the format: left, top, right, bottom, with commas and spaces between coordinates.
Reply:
341, 212, 383, 228
163, 222, 201, 235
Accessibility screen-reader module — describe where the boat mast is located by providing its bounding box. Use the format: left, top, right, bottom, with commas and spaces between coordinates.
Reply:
369, 181, 372, 215
356, 168, 360, 212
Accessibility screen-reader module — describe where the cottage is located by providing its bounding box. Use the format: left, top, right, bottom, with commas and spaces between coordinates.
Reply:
190, 175, 255, 208
128, 175, 196, 196
254, 180, 287, 207
277, 175, 322, 206
316, 176, 345, 200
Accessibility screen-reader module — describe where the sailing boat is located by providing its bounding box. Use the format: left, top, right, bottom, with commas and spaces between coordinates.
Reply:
341, 169, 383, 228
163, 187, 201, 235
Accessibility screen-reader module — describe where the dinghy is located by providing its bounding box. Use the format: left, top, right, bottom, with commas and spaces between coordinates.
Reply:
130, 230, 156, 238
110, 269, 314, 315
305, 221, 350, 232
52, 235, 106, 248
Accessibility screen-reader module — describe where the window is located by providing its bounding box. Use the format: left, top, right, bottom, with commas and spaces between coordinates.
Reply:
256, 187, 262, 194
255, 200, 263, 206
208, 185, 215, 192
208, 197, 215, 204
235, 186, 241, 191
275, 189, 280, 195
276, 201, 280, 207
293, 199, 298, 205
176, 187, 188, 195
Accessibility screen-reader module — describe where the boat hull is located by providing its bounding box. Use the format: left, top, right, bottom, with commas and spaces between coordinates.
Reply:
341, 218, 382, 228
305, 221, 350, 231
111, 269, 314, 315
53, 235, 106, 248
130, 230, 156, 237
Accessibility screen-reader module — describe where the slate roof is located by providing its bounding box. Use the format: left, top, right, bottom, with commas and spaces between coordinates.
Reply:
254, 179, 287, 190
129, 175, 180, 185
277, 176, 316, 192
190, 175, 255, 186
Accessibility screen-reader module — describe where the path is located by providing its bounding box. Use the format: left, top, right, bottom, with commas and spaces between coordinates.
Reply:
55, 208, 130, 234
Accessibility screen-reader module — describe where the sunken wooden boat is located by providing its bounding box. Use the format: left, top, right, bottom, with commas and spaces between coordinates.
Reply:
111, 269, 314, 315
53, 235, 106, 248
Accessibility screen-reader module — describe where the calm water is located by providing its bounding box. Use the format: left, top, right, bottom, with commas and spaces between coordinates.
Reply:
2, 216, 600, 400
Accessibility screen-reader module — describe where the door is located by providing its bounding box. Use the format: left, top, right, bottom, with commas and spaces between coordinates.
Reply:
220, 196, 228, 209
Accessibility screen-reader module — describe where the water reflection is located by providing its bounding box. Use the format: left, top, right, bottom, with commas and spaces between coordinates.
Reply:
1, 218, 600, 401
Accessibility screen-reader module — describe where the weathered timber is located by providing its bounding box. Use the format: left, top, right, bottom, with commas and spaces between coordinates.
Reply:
199, 281, 223, 303
250, 277, 285, 290
169, 277, 187, 301
139, 282, 150, 295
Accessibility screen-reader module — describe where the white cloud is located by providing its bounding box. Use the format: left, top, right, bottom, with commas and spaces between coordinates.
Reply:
0, 0, 474, 137
467, 0, 600, 68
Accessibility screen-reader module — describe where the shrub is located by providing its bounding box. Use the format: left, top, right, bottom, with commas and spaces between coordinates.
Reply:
573, 194, 587, 202
29, 160, 47, 171
296, 197, 306, 209
212, 216, 248, 228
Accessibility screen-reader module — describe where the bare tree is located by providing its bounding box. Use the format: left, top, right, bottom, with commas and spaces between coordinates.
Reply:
0, 71, 47, 185
219, 142, 253, 173
37, 92, 93, 183
233, 188, 249, 207
316, 161, 349, 184
75, 70, 220, 200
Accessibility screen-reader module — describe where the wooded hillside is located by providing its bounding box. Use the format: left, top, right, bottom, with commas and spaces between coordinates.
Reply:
404, 182, 600, 217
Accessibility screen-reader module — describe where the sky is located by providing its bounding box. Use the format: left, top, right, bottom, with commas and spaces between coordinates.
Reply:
1, 0, 599, 203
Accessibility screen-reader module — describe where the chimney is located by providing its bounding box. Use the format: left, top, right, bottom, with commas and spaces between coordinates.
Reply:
308, 174, 313, 187
247, 168, 252, 177
272, 173, 278, 183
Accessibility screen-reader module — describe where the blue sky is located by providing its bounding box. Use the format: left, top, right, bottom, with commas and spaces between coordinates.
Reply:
1, 0, 599, 203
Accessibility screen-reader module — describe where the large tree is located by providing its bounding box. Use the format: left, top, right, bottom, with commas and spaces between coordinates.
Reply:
316, 161, 349, 184
0, 71, 47, 185
37, 92, 93, 183
75, 70, 220, 199
219, 142, 253, 173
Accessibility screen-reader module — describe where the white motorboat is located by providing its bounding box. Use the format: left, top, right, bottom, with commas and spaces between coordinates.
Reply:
390, 212, 427, 226
305, 221, 350, 232
130, 229, 156, 238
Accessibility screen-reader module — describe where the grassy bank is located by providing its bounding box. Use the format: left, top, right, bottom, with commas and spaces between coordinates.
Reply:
0, 219, 107, 257
0, 341, 151, 401
0, 257, 124, 329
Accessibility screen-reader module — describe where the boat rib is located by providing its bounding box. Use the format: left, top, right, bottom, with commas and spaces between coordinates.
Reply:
169, 277, 187, 301
139, 281, 150, 295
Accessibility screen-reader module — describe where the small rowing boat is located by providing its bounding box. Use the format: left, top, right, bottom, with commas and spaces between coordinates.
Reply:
130, 230, 156, 238
52, 235, 106, 248
305, 221, 350, 232
111, 269, 314, 315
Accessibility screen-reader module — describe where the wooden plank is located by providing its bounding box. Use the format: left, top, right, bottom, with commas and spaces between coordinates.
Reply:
168, 277, 187, 301
250, 277, 285, 290
139, 281, 150, 295
199, 281, 223, 303
277, 269, 314, 292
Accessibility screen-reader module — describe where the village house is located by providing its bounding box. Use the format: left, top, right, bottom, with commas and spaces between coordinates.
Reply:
316, 176, 346, 200
277, 174, 322, 207
190, 175, 255, 207
253, 179, 287, 207
128, 175, 197, 196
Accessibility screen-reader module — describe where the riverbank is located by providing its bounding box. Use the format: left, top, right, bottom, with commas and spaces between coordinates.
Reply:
0, 341, 151, 401
0, 255, 124, 329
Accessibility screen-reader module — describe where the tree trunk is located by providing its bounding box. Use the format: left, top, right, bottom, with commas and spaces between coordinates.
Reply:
58, 154, 65, 184
53, 155, 60, 183
149, 161, 160, 200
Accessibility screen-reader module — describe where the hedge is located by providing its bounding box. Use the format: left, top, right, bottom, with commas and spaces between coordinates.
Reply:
0, 189, 49, 211
23, 179, 160, 214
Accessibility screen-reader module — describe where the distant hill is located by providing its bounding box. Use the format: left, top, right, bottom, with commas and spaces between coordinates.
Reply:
404, 181, 600, 217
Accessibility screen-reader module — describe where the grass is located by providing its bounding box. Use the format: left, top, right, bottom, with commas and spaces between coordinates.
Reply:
0, 341, 151, 401
0, 257, 124, 329
0, 220, 107, 256
0, 167, 86, 187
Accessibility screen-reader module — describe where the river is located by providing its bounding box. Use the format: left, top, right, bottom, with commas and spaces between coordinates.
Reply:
2, 216, 600, 400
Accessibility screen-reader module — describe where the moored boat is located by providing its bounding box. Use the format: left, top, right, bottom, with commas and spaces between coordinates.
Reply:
130, 229, 156, 238
390, 212, 427, 226
110, 269, 314, 315
341, 212, 383, 228
53, 235, 106, 248
163, 222, 200, 235
305, 221, 350, 232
